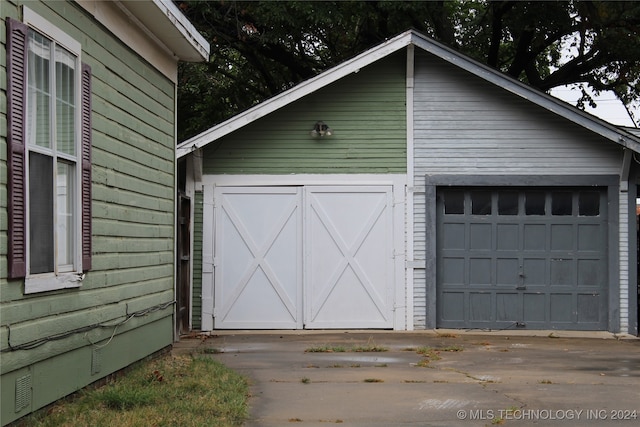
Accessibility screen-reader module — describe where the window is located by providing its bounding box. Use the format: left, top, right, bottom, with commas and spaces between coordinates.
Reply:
7, 9, 91, 292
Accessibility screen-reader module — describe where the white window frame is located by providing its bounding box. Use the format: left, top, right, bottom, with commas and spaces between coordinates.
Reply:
23, 7, 84, 293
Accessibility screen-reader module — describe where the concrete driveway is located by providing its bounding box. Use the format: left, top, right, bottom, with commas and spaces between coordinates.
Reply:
174, 331, 640, 426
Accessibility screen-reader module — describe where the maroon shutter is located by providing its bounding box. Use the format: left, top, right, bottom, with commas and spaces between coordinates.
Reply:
6, 18, 28, 279
81, 63, 92, 271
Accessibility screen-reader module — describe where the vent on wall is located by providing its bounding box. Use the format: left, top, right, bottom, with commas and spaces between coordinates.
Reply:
15, 374, 31, 413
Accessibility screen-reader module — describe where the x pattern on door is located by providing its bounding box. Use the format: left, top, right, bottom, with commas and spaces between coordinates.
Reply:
213, 186, 394, 329
305, 188, 393, 328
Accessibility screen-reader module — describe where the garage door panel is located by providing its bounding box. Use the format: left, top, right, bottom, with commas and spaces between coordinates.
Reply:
305, 186, 394, 328
469, 258, 491, 285
577, 294, 601, 323
578, 259, 602, 287
497, 224, 519, 250
523, 224, 546, 250
470, 223, 492, 250
523, 259, 546, 284
437, 187, 608, 330
443, 258, 465, 284
523, 293, 546, 321
551, 224, 573, 250
497, 293, 520, 321
550, 294, 573, 322
440, 292, 464, 321
496, 258, 519, 285
469, 293, 492, 321
443, 223, 465, 249
214, 187, 302, 329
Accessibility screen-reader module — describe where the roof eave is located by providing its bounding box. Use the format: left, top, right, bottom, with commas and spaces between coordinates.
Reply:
120, 0, 210, 62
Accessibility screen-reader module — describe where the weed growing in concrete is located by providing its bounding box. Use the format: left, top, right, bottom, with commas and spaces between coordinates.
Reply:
305, 345, 347, 353
363, 378, 384, 383
305, 337, 387, 353
301, 377, 311, 384
436, 332, 458, 338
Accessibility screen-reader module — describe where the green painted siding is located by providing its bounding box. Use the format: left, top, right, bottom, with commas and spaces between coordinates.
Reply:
203, 53, 407, 174
191, 191, 203, 330
1, 2, 177, 425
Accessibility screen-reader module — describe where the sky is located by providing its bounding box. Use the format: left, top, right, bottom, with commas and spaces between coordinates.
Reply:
550, 86, 637, 128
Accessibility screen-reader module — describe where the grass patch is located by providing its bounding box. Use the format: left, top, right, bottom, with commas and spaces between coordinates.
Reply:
351, 344, 388, 352
416, 346, 442, 360
413, 345, 463, 368
305, 345, 347, 353
539, 379, 553, 384
363, 378, 384, 383
440, 345, 463, 352
436, 332, 458, 338
301, 377, 311, 384
305, 337, 388, 353
19, 355, 248, 427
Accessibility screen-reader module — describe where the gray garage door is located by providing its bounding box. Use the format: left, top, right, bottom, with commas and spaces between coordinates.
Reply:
437, 187, 608, 330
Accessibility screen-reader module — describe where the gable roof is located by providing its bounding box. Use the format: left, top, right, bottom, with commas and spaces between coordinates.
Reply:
177, 29, 640, 158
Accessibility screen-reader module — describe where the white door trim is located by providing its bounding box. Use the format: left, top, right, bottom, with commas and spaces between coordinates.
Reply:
200, 174, 408, 330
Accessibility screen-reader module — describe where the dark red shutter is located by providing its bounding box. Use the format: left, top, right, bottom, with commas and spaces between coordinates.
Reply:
6, 18, 28, 279
81, 63, 92, 271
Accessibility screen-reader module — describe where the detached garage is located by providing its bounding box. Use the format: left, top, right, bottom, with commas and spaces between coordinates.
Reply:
177, 30, 640, 334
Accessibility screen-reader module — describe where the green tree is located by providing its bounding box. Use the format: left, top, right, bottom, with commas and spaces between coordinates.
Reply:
177, 0, 640, 141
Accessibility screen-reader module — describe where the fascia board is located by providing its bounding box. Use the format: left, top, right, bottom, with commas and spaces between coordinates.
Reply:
176, 31, 413, 158
120, 0, 210, 62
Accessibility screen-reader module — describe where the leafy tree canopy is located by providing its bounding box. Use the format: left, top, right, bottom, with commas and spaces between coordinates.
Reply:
177, 0, 640, 141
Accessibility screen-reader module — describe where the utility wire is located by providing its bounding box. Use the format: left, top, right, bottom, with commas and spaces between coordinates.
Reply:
2, 301, 175, 353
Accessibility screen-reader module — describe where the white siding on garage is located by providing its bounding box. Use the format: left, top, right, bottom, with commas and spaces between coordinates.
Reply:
410, 51, 625, 329
619, 194, 629, 332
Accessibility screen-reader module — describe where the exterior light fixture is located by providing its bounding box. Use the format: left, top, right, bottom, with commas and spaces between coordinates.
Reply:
310, 121, 333, 138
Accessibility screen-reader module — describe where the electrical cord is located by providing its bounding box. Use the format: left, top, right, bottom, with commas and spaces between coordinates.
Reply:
2, 300, 175, 353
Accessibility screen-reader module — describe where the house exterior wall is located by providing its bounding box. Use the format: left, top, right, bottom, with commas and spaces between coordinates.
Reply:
201, 53, 407, 175
1, 1, 177, 424
411, 51, 627, 330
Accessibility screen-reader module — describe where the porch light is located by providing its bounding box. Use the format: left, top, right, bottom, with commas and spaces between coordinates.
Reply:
310, 121, 333, 138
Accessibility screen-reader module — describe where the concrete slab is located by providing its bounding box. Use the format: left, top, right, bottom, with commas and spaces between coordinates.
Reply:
173, 331, 640, 426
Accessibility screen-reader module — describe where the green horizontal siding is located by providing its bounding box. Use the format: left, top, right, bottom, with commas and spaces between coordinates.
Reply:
1, 316, 172, 422
191, 191, 203, 330
203, 52, 407, 174
1, 2, 178, 424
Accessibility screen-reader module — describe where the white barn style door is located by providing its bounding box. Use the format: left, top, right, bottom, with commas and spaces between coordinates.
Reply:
210, 184, 397, 329
304, 187, 394, 328
213, 187, 303, 329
